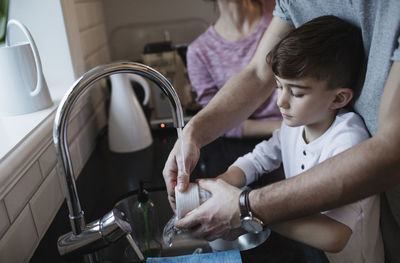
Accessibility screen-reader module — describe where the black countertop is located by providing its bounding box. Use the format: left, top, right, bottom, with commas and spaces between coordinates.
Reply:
30, 128, 308, 263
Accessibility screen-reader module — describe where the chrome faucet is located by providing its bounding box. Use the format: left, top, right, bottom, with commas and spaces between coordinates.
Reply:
54, 62, 185, 256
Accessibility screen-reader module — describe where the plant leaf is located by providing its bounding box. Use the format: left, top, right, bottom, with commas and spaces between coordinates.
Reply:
0, 0, 10, 45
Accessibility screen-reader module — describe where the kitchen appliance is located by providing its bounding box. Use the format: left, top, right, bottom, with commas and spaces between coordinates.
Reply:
108, 73, 153, 152
0, 19, 52, 116
141, 41, 196, 129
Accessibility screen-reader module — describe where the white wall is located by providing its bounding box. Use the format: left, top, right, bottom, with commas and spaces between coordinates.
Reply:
103, 0, 218, 61
61, 0, 111, 77
7, 0, 76, 88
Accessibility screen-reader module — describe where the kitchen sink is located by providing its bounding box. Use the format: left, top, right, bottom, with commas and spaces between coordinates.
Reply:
95, 187, 273, 262
95, 188, 212, 262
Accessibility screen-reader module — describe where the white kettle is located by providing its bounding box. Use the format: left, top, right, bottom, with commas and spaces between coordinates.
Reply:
0, 19, 52, 116
108, 73, 153, 153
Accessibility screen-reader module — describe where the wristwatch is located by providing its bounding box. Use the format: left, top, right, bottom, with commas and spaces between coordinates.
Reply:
239, 189, 264, 234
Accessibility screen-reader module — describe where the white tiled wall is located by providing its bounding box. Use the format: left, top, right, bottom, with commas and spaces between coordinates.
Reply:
0, 201, 10, 238
0, 206, 39, 263
38, 143, 57, 180
4, 162, 42, 223
0, 0, 111, 262
0, 100, 108, 262
29, 168, 63, 239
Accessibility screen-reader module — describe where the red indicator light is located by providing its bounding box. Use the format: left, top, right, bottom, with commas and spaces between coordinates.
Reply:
160, 123, 166, 128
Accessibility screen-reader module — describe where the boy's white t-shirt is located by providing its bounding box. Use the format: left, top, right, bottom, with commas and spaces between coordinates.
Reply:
232, 110, 384, 263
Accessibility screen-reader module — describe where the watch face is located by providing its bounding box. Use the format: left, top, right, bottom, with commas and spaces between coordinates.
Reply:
241, 217, 263, 234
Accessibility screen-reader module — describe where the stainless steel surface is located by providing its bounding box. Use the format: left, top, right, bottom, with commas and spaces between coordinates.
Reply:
53, 61, 185, 256
209, 229, 270, 252
237, 230, 270, 250
126, 234, 145, 261
57, 208, 131, 256
100, 189, 213, 262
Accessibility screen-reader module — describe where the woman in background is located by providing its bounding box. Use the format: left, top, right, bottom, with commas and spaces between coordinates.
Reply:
187, 0, 281, 138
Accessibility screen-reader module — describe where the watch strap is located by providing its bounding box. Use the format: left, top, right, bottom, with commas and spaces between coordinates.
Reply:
239, 189, 251, 217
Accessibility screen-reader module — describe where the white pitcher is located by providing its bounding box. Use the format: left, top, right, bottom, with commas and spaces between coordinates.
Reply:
108, 73, 153, 153
0, 19, 52, 116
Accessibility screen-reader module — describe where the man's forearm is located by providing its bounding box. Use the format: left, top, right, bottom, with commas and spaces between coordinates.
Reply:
184, 68, 275, 148
250, 135, 400, 225
183, 17, 293, 148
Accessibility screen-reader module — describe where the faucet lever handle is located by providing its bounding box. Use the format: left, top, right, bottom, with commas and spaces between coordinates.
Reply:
112, 208, 132, 234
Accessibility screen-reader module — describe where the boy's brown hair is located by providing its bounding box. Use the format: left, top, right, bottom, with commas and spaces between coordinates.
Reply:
267, 15, 365, 96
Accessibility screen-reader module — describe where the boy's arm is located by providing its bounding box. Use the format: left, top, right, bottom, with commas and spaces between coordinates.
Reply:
271, 213, 352, 253
217, 166, 247, 188
242, 119, 282, 138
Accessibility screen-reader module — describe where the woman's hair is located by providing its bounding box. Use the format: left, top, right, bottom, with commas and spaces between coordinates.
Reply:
266, 15, 365, 94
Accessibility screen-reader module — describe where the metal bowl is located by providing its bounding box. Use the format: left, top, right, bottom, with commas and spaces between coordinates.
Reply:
209, 229, 270, 252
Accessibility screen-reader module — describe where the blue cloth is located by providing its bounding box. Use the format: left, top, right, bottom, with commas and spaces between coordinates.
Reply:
297, 243, 329, 263
146, 250, 242, 263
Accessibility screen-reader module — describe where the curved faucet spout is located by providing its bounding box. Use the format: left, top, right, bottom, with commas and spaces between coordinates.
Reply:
53, 61, 185, 255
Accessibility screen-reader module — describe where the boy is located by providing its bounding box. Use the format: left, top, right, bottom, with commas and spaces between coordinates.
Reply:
218, 16, 384, 262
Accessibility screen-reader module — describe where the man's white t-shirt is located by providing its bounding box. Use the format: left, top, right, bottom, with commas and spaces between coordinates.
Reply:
232, 110, 384, 263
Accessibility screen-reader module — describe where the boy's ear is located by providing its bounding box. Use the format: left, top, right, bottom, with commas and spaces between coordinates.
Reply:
330, 88, 353, 110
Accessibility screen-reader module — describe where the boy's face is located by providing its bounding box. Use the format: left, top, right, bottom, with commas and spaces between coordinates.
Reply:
275, 75, 338, 129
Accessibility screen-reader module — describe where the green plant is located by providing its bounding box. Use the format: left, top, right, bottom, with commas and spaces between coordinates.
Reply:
0, 0, 9, 45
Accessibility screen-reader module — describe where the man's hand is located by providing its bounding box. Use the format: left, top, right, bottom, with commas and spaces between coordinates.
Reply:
162, 137, 200, 211
175, 178, 243, 241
